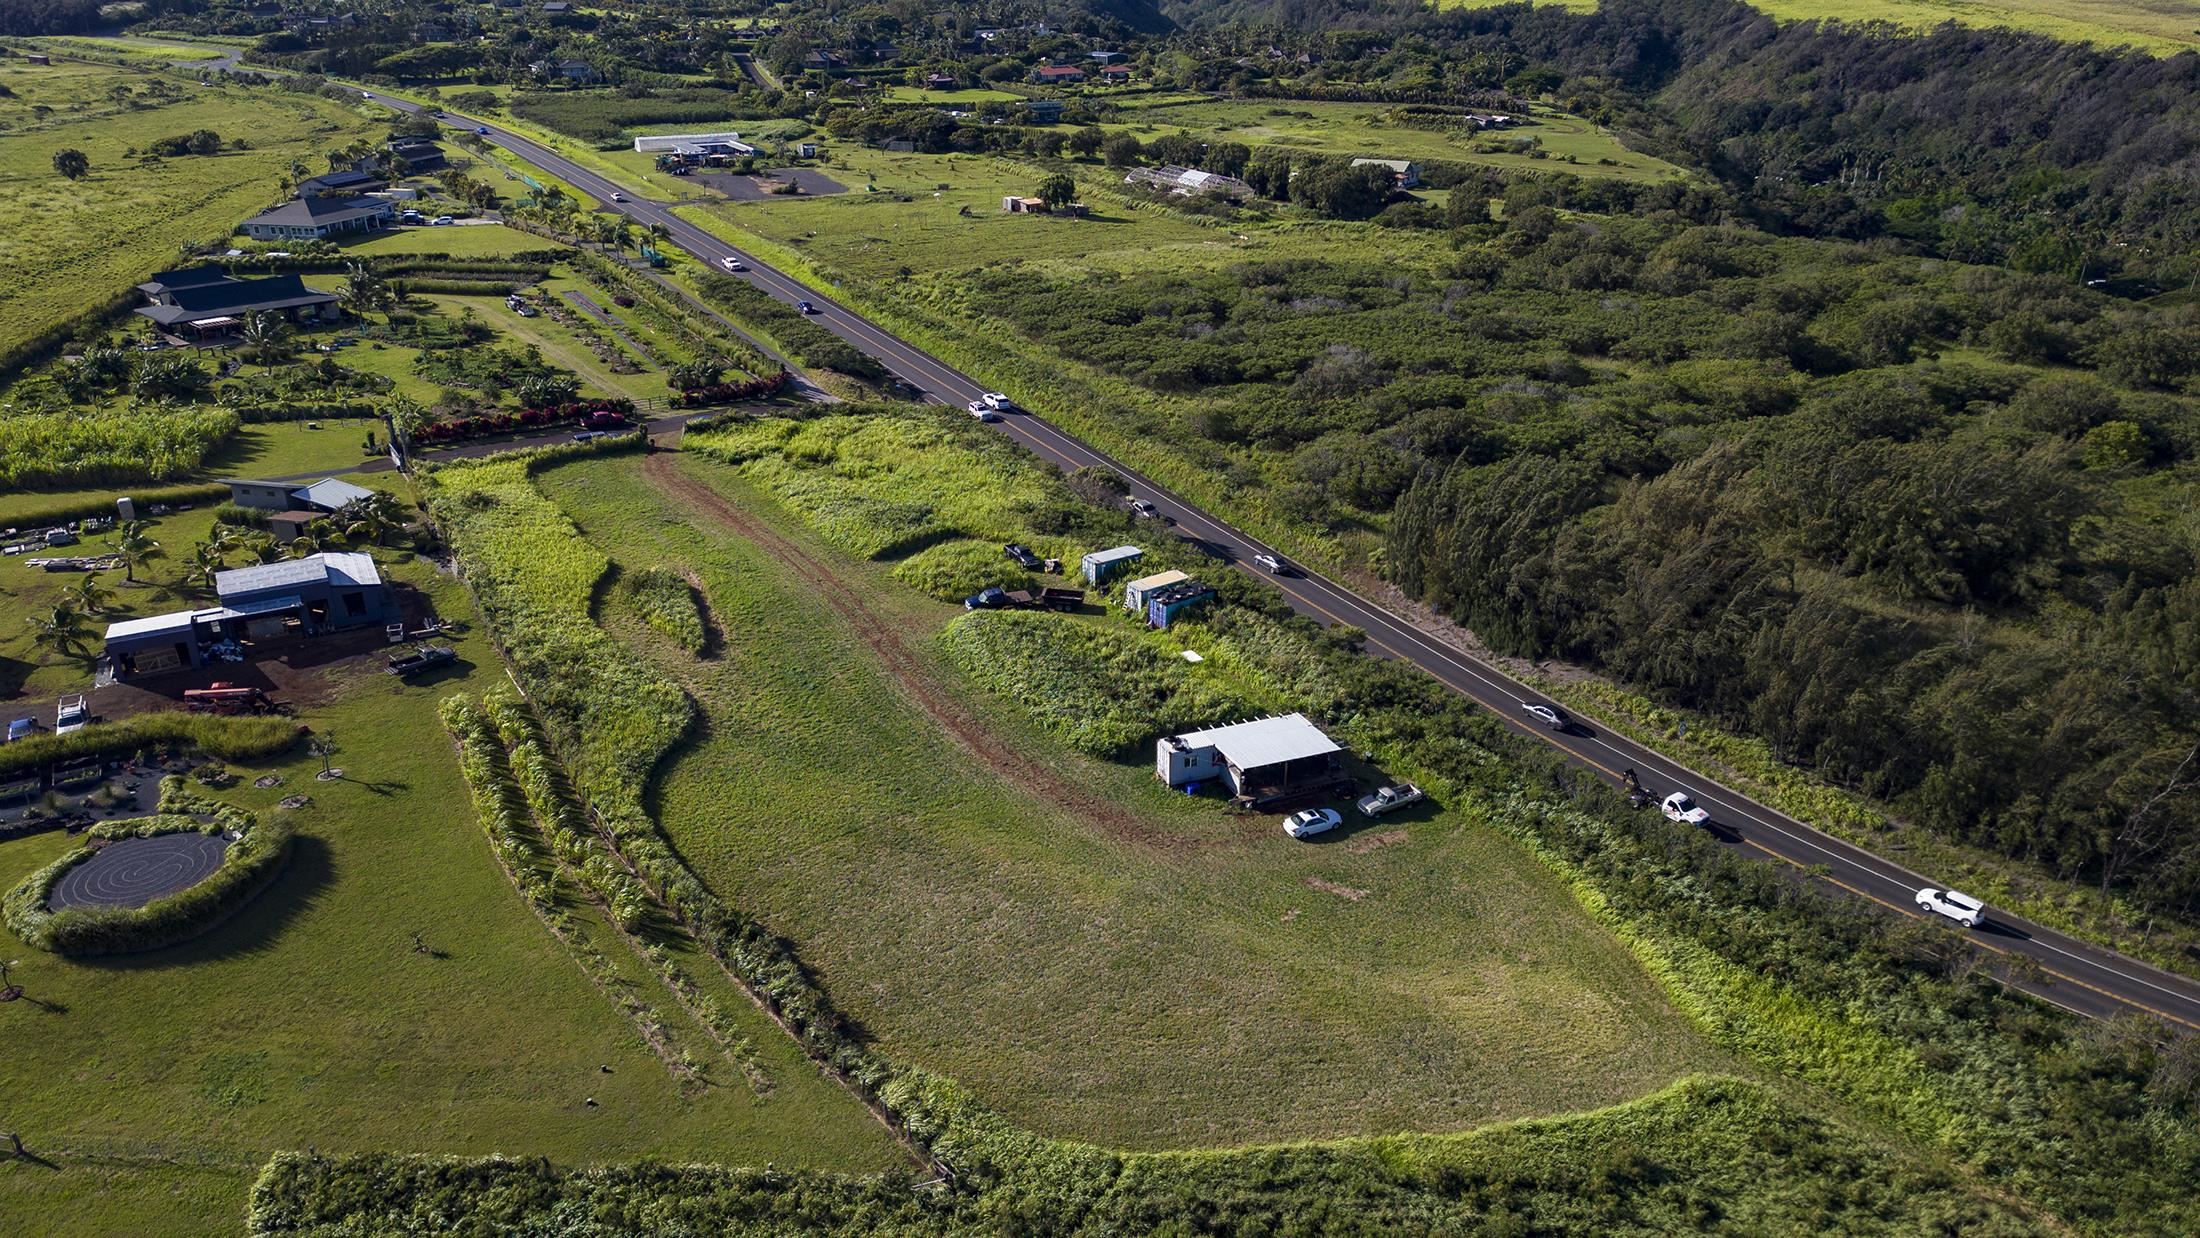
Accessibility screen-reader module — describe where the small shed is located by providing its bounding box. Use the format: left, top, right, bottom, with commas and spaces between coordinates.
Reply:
1122, 569, 1187, 612
1145, 579, 1216, 630
104, 611, 204, 680
1155, 713, 1343, 796
1081, 545, 1143, 585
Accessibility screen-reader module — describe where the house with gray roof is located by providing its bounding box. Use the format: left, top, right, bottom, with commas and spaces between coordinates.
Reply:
134, 269, 341, 341
240, 194, 393, 241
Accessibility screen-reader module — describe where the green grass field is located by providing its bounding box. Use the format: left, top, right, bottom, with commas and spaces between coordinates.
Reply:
1432, 0, 2200, 53
0, 58, 378, 362
337, 223, 551, 259
881, 86, 1025, 104
1100, 100, 1685, 182
0, 512, 898, 1233
530, 448, 1725, 1149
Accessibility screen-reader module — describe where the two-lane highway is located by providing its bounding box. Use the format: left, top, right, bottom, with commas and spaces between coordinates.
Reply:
356, 89, 2200, 1031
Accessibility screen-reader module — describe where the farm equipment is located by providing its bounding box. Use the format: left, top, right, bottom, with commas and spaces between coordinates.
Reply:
183, 684, 288, 716
387, 644, 457, 678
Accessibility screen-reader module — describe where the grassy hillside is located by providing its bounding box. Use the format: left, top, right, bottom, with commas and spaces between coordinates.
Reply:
0, 57, 377, 361
1434, 0, 2200, 53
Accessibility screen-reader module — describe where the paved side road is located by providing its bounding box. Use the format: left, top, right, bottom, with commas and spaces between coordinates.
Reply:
348, 87, 2200, 1031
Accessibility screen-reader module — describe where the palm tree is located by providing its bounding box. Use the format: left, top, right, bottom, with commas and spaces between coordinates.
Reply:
285, 158, 310, 191
184, 541, 227, 592
72, 573, 113, 614
25, 602, 93, 662
109, 521, 164, 584
239, 532, 283, 565
239, 311, 293, 370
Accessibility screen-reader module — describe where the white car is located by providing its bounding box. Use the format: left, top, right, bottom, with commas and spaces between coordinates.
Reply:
1520, 702, 1571, 731
967, 400, 999, 422
1661, 791, 1711, 825
980, 392, 1015, 411
611, 192, 626, 202
1916, 887, 1986, 928
1129, 498, 1160, 520
1252, 553, 1290, 575
1283, 808, 1343, 839
720, 256, 747, 272
432, 215, 454, 225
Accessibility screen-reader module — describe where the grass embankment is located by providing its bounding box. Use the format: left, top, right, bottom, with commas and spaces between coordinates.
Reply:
0, 58, 378, 361
0, 512, 896, 1233
540, 442, 1724, 1148
1431, 0, 2199, 53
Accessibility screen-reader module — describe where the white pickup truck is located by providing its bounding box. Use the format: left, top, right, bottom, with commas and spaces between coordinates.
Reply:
1356, 783, 1423, 817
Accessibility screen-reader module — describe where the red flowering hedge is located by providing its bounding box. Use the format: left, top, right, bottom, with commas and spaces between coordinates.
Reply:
410, 400, 636, 445
670, 369, 792, 408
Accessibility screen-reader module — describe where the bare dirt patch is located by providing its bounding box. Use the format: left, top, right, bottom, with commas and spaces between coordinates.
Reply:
1344, 828, 1408, 855
642, 454, 1184, 851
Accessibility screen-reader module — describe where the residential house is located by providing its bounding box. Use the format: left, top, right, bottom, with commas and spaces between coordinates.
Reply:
1350, 157, 1422, 189
103, 551, 398, 678
801, 50, 848, 73
1023, 99, 1065, 123
385, 136, 447, 174
1002, 196, 1050, 213
298, 169, 383, 198
1098, 64, 1133, 83
1030, 64, 1087, 85
924, 72, 958, 90
529, 58, 599, 82
1087, 50, 1125, 64
134, 269, 341, 342
226, 476, 375, 514
1155, 713, 1343, 796
239, 194, 394, 241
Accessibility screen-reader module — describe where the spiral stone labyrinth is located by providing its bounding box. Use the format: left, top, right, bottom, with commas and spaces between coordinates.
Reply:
49, 834, 230, 911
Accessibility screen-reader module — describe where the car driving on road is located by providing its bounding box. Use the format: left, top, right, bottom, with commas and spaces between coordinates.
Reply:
720, 256, 747, 272
1520, 702, 1570, 731
1129, 498, 1160, 520
1283, 808, 1343, 839
968, 400, 1000, 422
1252, 553, 1292, 575
980, 392, 1016, 411
1915, 887, 1986, 928
611, 192, 626, 202
796, 300, 816, 314
1661, 791, 1711, 825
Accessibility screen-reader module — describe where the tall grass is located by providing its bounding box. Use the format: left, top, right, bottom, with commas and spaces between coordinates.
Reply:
0, 406, 240, 488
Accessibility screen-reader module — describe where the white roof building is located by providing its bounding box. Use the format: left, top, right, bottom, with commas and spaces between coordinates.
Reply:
1155, 712, 1344, 795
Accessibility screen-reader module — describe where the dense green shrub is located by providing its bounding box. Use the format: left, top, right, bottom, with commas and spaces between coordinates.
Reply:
939, 611, 1257, 757
4, 791, 295, 955
0, 405, 241, 488
892, 538, 1040, 602
620, 565, 708, 654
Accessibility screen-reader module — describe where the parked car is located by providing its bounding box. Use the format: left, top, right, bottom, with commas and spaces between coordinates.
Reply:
54, 695, 87, 736
1915, 887, 1986, 928
572, 430, 609, 443
1283, 807, 1343, 839
1661, 790, 1711, 825
963, 586, 1012, 610
967, 400, 999, 422
1129, 498, 1160, 520
980, 392, 1016, 411
1356, 783, 1423, 817
1519, 701, 1570, 731
720, 256, 747, 272
5, 717, 39, 744
1252, 552, 1291, 575
432, 215, 455, 225
1004, 544, 1043, 569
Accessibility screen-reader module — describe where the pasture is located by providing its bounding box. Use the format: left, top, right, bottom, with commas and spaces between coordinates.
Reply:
531, 441, 1724, 1149
1100, 99, 1686, 182
0, 515, 898, 1233
0, 58, 378, 362
1432, 0, 2200, 53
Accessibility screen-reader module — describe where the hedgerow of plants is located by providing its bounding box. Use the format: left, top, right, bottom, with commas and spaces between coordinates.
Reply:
620, 566, 709, 655
3, 787, 295, 955
692, 274, 887, 381
0, 713, 299, 784
892, 538, 1042, 602
939, 611, 1258, 757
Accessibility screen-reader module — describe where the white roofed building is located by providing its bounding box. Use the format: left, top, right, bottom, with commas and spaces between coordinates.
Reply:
1156, 713, 1345, 798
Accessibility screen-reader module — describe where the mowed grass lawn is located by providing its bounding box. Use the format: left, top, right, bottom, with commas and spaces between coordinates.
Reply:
337, 223, 552, 259
1102, 99, 1686, 181
0, 58, 378, 360
0, 538, 899, 1234
537, 453, 1725, 1150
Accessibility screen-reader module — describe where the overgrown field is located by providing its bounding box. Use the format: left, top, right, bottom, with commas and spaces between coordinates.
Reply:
0, 500, 895, 1232
529, 444, 1725, 1147
0, 58, 377, 361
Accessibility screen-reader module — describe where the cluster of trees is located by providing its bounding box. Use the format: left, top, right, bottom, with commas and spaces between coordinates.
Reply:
978, 197, 2200, 916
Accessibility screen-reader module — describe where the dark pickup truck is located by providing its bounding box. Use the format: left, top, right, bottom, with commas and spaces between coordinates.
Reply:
387, 644, 457, 677
967, 586, 1087, 612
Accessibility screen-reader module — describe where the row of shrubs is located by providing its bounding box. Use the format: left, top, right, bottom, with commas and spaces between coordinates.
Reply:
0, 713, 299, 784
3, 781, 296, 955
563, 251, 779, 380
620, 566, 708, 655
669, 369, 792, 407
409, 402, 631, 445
